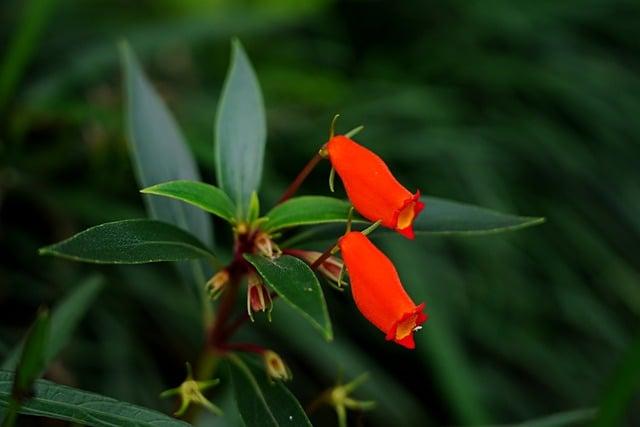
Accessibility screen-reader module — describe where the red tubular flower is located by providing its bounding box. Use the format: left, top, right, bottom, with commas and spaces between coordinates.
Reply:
339, 231, 427, 349
326, 135, 425, 239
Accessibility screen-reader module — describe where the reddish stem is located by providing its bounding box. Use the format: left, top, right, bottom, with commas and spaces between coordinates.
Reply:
218, 342, 266, 354
310, 244, 337, 270
277, 152, 324, 204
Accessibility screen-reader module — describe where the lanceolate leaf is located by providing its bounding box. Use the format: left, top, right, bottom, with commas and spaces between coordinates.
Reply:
39, 219, 215, 264
281, 196, 543, 245
263, 196, 365, 232
414, 196, 544, 235
0, 371, 190, 427
244, 254, 332, 341
10, 310, 49, 396
120, 41, 212, 247
215, 39, 266, 218
141, 180, 237, 224
2, 276, 105, 371
2, 310, 50, 427
225, 355, 312, 427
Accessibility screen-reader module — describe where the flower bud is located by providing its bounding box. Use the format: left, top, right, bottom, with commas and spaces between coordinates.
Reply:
254, 231, 281, 259
206, 269, 229, 300
287, 249, 344, 285
262, 350, 292, 381
339, 231, 427, 349
326, 135, 425, 239
247, 273, 272, 320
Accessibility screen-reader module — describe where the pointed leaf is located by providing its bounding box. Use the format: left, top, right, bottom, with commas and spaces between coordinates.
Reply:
263, 196, 365, 232
120, 41, 212, 246
39, 219, 214, 264
120, 42, 212, 317
0, 371, 189, 427
215, 39, 266, 218
244, 254, 332, 340
415, 196, 544, 235
224, 355, 311, 427
3, 276, 105, 371
10, 310, 49, 396
141, 180, 237, 224
1, 310, 50, 427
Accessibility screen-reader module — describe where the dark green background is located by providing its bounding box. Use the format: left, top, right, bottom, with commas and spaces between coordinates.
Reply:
1, 0, 639, 425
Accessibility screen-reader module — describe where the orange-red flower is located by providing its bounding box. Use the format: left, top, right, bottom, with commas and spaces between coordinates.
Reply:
326, 135, 425, 239
339, 231, 427, 349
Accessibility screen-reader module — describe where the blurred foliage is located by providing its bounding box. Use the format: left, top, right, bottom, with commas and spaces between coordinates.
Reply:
1, 0, 640, 425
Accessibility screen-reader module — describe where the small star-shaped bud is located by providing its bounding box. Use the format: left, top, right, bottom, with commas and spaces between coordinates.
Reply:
314, 373, 376, 427
160, 362, 222, 417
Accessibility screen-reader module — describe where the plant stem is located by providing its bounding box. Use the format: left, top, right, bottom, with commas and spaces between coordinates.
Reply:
310, 244, 339, 270
277, 151, 324, 204
208, 278, 239, 348
218, 342, 265, 354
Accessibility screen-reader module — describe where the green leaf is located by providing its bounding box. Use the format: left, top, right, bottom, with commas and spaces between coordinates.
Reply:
10, 310, 49, 396
247, 191, 260, 224
415, 196, 544, 235
2, 310, 50, 427
510, 408, 596, 426
263, 196, 364, 232
0, 371, 190, 427
215, 39, 266, 218
39, 219, 215, 264
2, 276, 105, 371
244, 254, 332, 341
593, 335, 640, 427
141, 180, 237, 224
225, 355, 312, 427
120, 42, 213, 321
120, 41, 212, 247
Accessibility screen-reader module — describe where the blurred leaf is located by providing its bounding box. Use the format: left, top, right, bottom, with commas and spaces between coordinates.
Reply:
39, 219, 215, 264
2, 276, 104, 371
263, 196, 364, 232
512, 408, 596, 426
593, 336, 640, 427
382, 239, 490, 425
0, 371, 189, 427
414, 196, 545, 235
9, 310, 49, 395
1, 309, 49, 427
244, 254, 332, 341
266, 303, 431, 426
0, 0, 56, 110
119, 41, 212, 246
120, 41, 213, 320
141, 180, 237, 224
215, 39, 266, 218
224, 355, 312, 427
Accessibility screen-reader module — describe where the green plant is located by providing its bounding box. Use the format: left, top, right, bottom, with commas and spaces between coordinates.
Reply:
0, 38, 543, 426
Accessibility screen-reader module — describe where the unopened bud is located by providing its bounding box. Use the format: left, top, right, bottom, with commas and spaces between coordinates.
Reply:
288, 249, 345, 286
206, 269, 230, 300
263, 350, 292, 381
247, 274, 272, 320
255, 232, 281, 259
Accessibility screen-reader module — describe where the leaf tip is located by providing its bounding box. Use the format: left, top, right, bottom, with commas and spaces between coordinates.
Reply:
38, 246, 53, 256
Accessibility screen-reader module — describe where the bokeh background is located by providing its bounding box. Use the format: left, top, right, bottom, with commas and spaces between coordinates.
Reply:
2, 0, 640, 425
